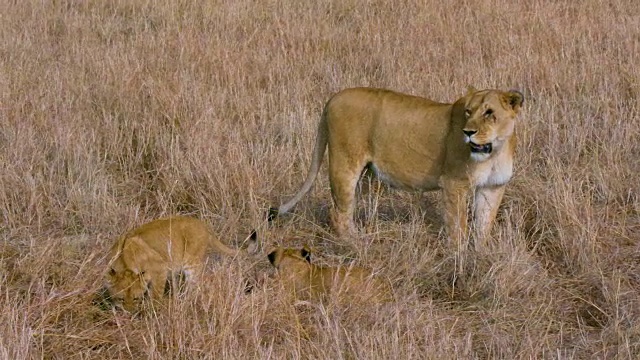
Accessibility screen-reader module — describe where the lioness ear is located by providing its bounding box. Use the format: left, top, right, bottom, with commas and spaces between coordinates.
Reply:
466, 85, 478, 95
504, 90, 524, 112
301, 247, 311, 263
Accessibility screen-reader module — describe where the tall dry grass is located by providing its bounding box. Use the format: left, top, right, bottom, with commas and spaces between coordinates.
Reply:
1, 0, 639, 358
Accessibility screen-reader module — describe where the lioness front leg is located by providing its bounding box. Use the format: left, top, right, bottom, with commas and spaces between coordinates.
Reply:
148, 271, 167, 303
472, 185, 505, 250
441, 179, 470, 272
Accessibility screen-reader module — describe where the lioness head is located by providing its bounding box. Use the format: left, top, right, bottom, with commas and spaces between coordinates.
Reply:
106, 236, 162, 312
462, 87, 524, 162
106, 266, 150, 312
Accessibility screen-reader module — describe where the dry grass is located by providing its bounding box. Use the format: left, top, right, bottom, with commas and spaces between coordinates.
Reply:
1, 0, 639, 358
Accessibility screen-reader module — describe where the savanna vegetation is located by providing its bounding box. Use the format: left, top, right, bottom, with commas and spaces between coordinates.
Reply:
1, 0, 639, 358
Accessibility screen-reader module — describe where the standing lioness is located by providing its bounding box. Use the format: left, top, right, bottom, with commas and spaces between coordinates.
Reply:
106, 216, 242, 312
270, 87, 523, 251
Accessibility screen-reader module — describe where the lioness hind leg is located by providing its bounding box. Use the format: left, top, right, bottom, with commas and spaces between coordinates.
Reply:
167, 270, 191, 295
329, 157, 366, 237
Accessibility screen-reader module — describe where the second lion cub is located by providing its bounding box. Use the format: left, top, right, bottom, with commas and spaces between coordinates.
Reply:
267, 247, 393, 304
106, 216, 244, 312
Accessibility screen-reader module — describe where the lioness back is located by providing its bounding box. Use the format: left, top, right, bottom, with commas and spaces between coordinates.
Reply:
326, 88, 453, 190
118, 216, 210, 265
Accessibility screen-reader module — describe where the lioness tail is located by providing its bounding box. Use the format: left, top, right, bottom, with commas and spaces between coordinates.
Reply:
270, 108, 329, 220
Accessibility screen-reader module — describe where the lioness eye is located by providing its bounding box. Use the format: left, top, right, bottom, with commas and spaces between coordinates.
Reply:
483, 109, 494, 117
464, 109, 471, 117
109, 268, 116, 276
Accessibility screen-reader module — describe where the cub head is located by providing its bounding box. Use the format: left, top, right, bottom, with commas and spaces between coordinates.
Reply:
105, 236, 158, 312
461, 87, 524, 162
267, 246, 312, 274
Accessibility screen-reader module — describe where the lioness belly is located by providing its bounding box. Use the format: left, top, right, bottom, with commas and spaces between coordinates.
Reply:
369, 162, 441, 190
368, 125, 448, 191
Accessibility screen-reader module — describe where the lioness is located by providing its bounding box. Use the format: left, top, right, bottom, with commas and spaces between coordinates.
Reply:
269, 87, 524, 250
267, 247, 392, 303
105, 216, 244, 312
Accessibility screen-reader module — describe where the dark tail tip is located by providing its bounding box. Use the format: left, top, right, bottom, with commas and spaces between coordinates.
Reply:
267, 207, 279, 222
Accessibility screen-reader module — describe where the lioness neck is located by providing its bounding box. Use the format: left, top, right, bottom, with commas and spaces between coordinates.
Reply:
471, 140, 515, 188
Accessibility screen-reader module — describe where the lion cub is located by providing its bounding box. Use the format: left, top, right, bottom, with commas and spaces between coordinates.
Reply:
106, 216, 243, 312
267, 247, 393, 304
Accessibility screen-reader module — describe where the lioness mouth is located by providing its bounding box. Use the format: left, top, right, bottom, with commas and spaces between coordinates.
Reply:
469, 142, 492, 154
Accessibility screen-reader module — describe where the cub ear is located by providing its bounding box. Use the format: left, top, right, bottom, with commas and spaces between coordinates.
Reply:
504, 90, 524, 112
244, 230, 260, 255
466, 85, 478, 95
267, 250, 278, 266
300, 247, 311, 263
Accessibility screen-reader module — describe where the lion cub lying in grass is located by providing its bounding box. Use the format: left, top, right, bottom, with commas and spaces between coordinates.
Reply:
105, 216, 245, 312
267, 247, 393, 304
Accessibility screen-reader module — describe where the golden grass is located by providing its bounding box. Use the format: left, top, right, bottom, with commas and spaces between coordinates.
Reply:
1, 0, 639, 358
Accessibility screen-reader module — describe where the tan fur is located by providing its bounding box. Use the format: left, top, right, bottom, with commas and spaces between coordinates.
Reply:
105, 216, 241, 312
267, 247, 393, 303
272, 87, 524, 254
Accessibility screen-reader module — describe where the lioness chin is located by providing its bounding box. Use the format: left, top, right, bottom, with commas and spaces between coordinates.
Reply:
267, 247, 393, 303
269, 86, 524, 256
105, 216, 246, 312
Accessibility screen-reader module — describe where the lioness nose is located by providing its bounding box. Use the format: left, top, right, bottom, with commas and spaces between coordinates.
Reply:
463, 129, 477, 137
